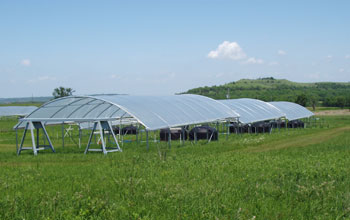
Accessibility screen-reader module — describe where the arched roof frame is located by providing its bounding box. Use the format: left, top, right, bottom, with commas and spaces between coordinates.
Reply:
15, 94, 239, 130
219, 98, 285, 124
268, 101, 314, 121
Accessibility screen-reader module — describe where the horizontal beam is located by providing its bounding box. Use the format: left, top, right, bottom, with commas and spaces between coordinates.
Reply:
19, 118, 133, 122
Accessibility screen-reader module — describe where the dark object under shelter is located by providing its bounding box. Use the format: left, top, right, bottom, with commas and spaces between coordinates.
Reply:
189, 126, 218, 141
113, 125, 138, 135
251, 122, 272, 133
159, 128, 188, 141
288, 120, 304, 128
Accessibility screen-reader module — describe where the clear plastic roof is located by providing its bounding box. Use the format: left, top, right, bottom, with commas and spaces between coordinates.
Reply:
0, 106, 37, 117
269, 101, 314, 120
219, 98, 285, 124
16, 94, 239, 130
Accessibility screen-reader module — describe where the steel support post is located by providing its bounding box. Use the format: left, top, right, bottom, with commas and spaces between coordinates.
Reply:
168, 128, 171, 149
146, 130, 149, 150
61, 123, 64, 148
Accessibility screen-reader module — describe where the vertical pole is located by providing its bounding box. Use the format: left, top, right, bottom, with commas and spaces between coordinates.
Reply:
62, 123, 64, 148
79, 124, 82, 149
146, 130, 149, 151
226, 122, 229, 140
36, 128, 39, 148
136, 124, 139, 144
194, 128, 197, 144
168, 128, 171, 149
182, 127, 185, 146
15, 128, 18, 154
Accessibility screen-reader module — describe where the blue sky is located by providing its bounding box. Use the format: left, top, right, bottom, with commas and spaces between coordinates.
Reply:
0, 0, 349, 98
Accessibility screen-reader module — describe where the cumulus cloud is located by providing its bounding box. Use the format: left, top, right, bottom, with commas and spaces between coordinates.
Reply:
244, 57, 264, 64
278, 50, 286, 55
207, 41, 265, 65
327, 55, 333, 59
208, 41, 247, 60
20, 59, 31, 66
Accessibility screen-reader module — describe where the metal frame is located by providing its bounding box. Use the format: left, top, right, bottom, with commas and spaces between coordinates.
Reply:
84, 121, 122, 155
17, 121, 55, 156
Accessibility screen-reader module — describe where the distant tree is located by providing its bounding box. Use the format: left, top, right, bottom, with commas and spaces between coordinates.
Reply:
347, 96, 350, 111
295, 94, 308, 107
52, 87, 75, 99
335, 96, 346, 108
309, 95, 318, 111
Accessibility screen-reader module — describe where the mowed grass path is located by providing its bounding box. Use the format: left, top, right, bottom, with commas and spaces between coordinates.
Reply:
0, 116, 350, 219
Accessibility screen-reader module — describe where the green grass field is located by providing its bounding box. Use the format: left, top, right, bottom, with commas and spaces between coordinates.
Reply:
0, 116, 350, 219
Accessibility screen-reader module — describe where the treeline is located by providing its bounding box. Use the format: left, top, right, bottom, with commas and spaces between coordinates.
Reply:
182, 78, 350, 107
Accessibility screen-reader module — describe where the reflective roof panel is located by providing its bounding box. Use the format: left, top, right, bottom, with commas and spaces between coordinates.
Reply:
16, 95, 239, 130
269, 101, 314, 120
219, 98, 285, 124
95, 94, 239, 130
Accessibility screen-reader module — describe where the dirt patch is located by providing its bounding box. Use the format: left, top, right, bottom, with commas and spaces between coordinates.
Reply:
245, 126, 350, 153
315, 109, 350, 116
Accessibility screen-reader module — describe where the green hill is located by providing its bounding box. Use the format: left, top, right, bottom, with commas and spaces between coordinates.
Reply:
182, 77, 350, 107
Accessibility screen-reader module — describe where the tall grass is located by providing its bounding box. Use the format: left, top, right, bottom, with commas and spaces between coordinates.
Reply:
0, 116, 349, 219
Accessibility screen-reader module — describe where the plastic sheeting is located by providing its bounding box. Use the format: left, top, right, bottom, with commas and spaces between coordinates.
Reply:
16, 95, 239, 130
219, 98, 285, 124
0, 106, 37, 117
269, 101, 314, 121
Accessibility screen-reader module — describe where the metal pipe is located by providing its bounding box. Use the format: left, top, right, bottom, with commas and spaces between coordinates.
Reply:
146, 130, 149, 151
62, 123, 64, 148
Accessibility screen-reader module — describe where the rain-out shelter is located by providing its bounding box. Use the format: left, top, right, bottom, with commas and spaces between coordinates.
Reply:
219, 98, 285, 124
268, 101, 314, 121
15, 94, 239, 155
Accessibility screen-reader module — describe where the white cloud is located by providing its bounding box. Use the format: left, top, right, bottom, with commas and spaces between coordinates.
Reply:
346, 55, 350, 59
110, 74, 119, 79
20, 59, 31, 66
327, 55, 333, 59
268, 61, 279, 66
208, 41, 246, 60
339, 68, 345, 73
243, 57, 264, 64
27, 76, 56, 83
278, 50, 286, 55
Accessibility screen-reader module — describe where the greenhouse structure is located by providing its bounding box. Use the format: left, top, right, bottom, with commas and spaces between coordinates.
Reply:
13, 95, 315, 156
14, 94, 239, 155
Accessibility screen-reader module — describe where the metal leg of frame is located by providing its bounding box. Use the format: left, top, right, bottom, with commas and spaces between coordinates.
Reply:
41, 122, 55, 153
15, 128, 18, 154
18, 122, 29, 155
107, 121, 122, 152
61, 123, 64, 148
84, 122, 97, 154
30, 122, 38, 156
168, 128, 171, 149
36, 128, 39, 148
98, 121, 107, 155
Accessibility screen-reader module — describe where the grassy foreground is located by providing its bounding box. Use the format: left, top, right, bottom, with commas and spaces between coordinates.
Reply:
0, 116, 350, 219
